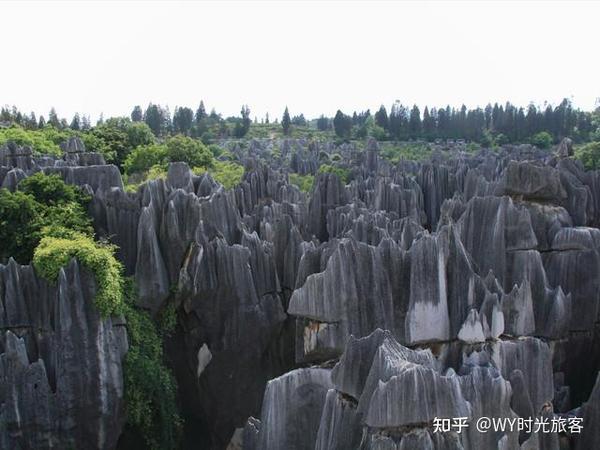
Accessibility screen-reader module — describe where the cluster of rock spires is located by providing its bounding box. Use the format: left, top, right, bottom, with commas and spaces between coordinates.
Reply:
1, 136, 599, 449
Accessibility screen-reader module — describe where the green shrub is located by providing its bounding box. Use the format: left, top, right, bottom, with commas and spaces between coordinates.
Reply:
0, 125, 67, 155
193, 160, 244, 189
494, 133, 509, 146
288, 173, 314, 193
90, 118, 156, 165
318, 164, 350, 184
33, 233, 124, 317
208, 144, 223, 158
530, 131, 553, 149
466, 142, 481, 153
166, 135, 213, 168
0, 189, 43, 263
19, 172, 89, 206
0, 174, 92, 264
123, 144, 168, 174
380, 143, 431, 163
575, 141, 600, 170
122, 281, 182, 450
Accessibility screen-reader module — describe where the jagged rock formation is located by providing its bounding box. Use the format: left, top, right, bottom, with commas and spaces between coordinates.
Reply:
0, 259, 127, 450
1, 138, 600, 449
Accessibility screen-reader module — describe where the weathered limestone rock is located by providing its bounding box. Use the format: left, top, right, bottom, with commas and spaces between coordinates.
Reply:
500, 160, 567, 201
0, 259, 127, 450
255, 368, 333, 450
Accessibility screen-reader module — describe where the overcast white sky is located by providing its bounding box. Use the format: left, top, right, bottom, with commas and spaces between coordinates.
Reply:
2, 1, 599, 122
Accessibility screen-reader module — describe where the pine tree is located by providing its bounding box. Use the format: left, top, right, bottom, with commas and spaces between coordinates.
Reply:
195, 101, 207, 124
422, 107, 435, 140
282, 107, 291, 136
48, 108, 60, 128
408, 105, 421, 139
70, 113, 81, 130
333, 110, 352, 139
316, 115, 329, 131
374, 105, 389, 130
131, 105, 143, 122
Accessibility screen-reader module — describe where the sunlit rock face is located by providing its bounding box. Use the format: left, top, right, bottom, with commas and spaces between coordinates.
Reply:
2, 139, 600, 449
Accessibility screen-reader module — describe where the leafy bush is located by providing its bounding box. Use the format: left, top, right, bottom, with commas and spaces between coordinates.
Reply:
494, 133, 509, 146
165, 135, 213, 169
530, 131, 553, 149
380, 143, 431, 163
288, 173, 314, 193
318, 164, 350, 184
466, 142, 481, 153
0, 189, 43, 263
91, 118, 156, 165
0, 125, 68, 155
122, 281, 182, 450
575, 141, 600, 170
208, 144, 223, 158
193, 160, 244, 189
123, 144, 167, 174
19, 172, 89, 206
0, 174, 92, 263
33, 232, 124, 316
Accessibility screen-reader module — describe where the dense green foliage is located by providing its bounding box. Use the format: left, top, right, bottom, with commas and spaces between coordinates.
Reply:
33, 232, 124, 317
89, 118, 155, 165
282, 107, 291, 136
165, 135, 213, 169
193, 160, 244, 189
529, 131, 553, 149
123, 144, 168, 174
0, 125, 70, 155
122, 281, 181, 450
318, 164, 350, 184
0, 189, 43, 262
380, 142, 432, 163
0, 174, 92, 263
575, 141, 600, 170
288, 173, 314, 193
19, 172, 89, 205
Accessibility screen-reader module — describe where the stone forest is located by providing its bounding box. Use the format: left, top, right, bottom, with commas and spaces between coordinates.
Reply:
1, 101, 600, 450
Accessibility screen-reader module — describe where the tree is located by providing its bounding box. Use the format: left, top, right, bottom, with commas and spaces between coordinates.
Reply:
374, 105, 389, 131
70, 113, 81, 131
575, 141, 600, 170
241, 105, 251, 135
408, 105, 421, 139
530, 131, 553, 149
48, 108, 60, 128
282, 107, 291, 136
173, 107, 194, 135
19, 172, 86, 206
165, 135, 213, 168
291, 114, 307, 126
123, 144, 168, 174
0, 189, 43, 263
422, 106, 435, 140
333, 110, 352, 139
91, 118, 155, 165
195, 101, 207, 123
131, 106, 143, 122
316, 115, 329, 131
81, 115, 91, 131
144, 103, 168, 136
